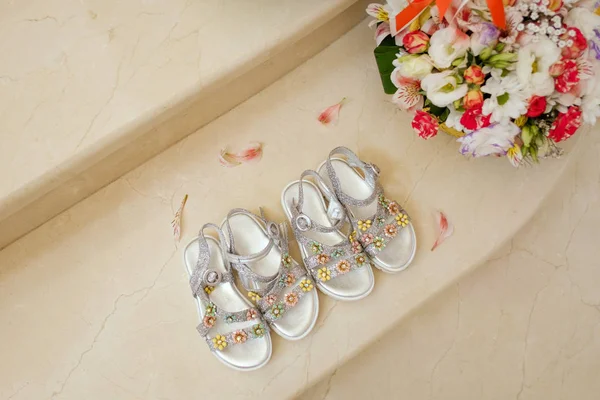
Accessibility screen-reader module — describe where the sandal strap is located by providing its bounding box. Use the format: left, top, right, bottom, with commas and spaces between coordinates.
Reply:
203, 322, 270, 352
189, 224, 235, 302
324, 146, 383, 208
260, 279, 316, 322
196, 302, 263, 337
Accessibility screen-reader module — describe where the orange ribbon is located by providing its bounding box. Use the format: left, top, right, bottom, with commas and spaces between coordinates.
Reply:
390, 0, 506, 36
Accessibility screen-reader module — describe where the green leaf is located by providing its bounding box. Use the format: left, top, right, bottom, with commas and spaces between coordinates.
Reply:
479, 47, 493, 61
497, 92, 510, 106
521, 126, 533, 146
428, 104, 446, 117
439, 108, 450, 123
373, 43, 400, 95
494, 43, 506, 52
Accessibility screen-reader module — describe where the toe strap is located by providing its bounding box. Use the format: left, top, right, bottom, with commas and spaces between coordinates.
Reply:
204, 322, 270, 351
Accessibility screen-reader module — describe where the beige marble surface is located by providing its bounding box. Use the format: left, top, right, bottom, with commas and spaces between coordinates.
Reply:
300, 131, 600, 400
0, 0, 369, 249
0, 21, 590, 400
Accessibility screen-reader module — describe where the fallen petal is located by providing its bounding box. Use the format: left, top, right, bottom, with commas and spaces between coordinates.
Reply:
218, 142, 263, 167
318, 98, 346, 125
171, 194, 189, 242
431, 210, 454, 251
218, 149, 242, 167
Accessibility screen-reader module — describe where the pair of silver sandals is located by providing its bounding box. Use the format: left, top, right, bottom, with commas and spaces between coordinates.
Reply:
183, 147, 417, 370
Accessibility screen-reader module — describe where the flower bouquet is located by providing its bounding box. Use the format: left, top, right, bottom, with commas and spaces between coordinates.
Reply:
367, 0, 600, 166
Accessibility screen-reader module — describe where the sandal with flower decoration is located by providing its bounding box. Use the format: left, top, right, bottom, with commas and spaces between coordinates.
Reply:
281, 170, 375, 301
184, 224, 272, 371
317, 146, 417, 273
221, 208, 319, 341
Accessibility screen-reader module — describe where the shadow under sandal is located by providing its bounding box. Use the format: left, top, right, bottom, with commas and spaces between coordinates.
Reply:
184, 224, 272, 371
317, 146, 417, 273
222, 208, 319, 341
281, 170, 374, 301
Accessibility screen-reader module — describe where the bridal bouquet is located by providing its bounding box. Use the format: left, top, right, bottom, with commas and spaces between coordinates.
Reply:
367, 0, 600, 166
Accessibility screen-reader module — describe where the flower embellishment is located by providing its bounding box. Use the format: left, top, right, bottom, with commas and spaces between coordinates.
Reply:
281, 253, 293, 267
336, 260, 351, 274
212, 335, 228, 351
232, 330, 248, 344
373, 237, 386, 251
317, 253, 330, 265
310, 241, 323, 254
248, 291, 261, 303
246, 309, 258, 321
378, 194, 389, 207
361, 233, 374, 245
225, 315, 235, 324
396, 213, 409, 227
299, 279, 314, 292
203, 315, 216, 328
205, 302, 217, 316
252, 323, 266, 338
204, 286, 215, 295
331, 249, 345, 259
351, 240, 362, 254
358, 219, 372, 231
384, 224, 398, 238
376, 216, 386, 226
280, 273, 296, 287
284, 292, 299, 307
265, 294, 278, 306
355, 254, 367, 267
387, 201, 400, 215
349, 230, 358, 242
317, 267, 332, 282
271, 304, 285, 319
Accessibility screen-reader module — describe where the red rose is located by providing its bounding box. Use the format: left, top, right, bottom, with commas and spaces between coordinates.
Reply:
526, 96, 547, 118
411, 110, 438, 139
554, 59, 580, 93
460, 105, 492, 130
548, 106, 582, 142
402, 31, 430, 54
561, 27, 587, 59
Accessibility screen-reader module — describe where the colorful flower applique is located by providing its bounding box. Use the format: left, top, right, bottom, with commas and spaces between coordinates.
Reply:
284, 292, 299, 307
384, 224, 398, 238
203, 315, 216, 328
271, 304, 285, 319
336, 260, 351, 274
205, 303, 217, 316
212, 335, 228, 350
310, 241, 323, 254
204, 286, 215, 295
331, 249, 345, 258
317, 253, 331, 265
225, 314, 235, 324
355, 254, 367, 267
387, 201, 401, 215
376, 216, 386, 226
280, 273, 296, 287
252, 323, 266, 338
317, 267, 332, 281
232, 330, 248, 344
358, 219, 372, 231
396, 213, 409, 227
351, 240, 362, 254
246, 309, 258, 321
361, 233, 374, 244
373, 237, 386, 251
349, 230, 358, 242
378, 194, 389, 207
299, 279, 314, 292
265, 294, 278, 305
281, 253, 293, 267
248, 291, 261, 303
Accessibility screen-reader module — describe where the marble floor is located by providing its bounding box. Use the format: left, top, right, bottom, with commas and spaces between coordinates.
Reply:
299, 130, 600, 400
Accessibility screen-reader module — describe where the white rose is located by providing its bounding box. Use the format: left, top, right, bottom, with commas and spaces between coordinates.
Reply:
392, 55, 434, 80
428, 27, 470, 69
421, 71, 468, 107
565, 8, 600, 39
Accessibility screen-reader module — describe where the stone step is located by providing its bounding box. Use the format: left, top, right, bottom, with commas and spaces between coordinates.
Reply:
0, 19, 588, 400
0, 0, 370, 249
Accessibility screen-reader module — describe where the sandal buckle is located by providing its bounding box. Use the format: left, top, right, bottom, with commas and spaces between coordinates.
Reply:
202, 269, 222, 285
295, 214, 312, 232
366, 163, 380, 177
266, 221, 280, 239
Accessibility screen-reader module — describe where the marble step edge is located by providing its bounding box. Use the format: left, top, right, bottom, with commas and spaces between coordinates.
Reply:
0, 0, 370, 250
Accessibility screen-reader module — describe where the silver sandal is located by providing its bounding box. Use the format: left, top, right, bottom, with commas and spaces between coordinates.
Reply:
317, 147, 417, 273
184, 224, 272, 371
222, 208, 319, 340
281, 170, 375, 301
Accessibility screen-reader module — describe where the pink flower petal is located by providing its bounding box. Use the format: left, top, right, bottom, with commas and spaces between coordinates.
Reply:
218, 142, 263, 167
392, 78, 422, 110
375, 22, 391, 46
431, 211, 453, 251
318, 98, 345, 126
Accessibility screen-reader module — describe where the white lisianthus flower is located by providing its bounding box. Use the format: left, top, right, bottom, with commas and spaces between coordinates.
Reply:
421, 71, 468, 107
516, 38, 560, 97
392, 54, 434, 80
428, 27, 470, 69
481, 73, 530, 123
457, 122, 521, 158
565, 7, 600, 40
580, 64, 600, 124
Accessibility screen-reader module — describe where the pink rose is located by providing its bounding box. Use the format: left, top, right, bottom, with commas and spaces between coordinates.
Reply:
411, 110, 439, 139
526, 96, 547, 118
464, 65, 485, 85
548, 106, 582, 142
402, 31, 430, 54
561, 27, 587, 59
463, 90, 483, 109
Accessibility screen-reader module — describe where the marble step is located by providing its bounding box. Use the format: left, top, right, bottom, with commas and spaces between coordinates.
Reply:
0, 0, 370, 250
0, 20, 588, 400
